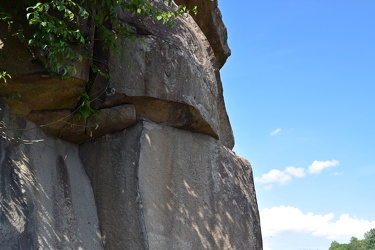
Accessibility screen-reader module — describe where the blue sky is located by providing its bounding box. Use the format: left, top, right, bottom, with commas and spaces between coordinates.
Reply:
218, 1, 375, 249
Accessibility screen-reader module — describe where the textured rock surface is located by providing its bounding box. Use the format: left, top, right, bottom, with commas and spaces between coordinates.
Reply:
0, 2, 234, 148
27, 104, 136, 144
80, 121, 262, 250
0, 76, 85, 114
80, 123, 147, 250
0, 22, 89, 115
0, 102, 103, 250
103, 2, 234, 149
0, 22, 89, 81
174, 0, 231, 68
0, 23, 46, 77
1, 0, 263, 249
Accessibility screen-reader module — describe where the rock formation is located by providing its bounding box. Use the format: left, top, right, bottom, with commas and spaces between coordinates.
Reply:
0, 1, 263, 249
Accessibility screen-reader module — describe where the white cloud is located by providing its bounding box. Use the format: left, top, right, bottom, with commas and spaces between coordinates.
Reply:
255, 160, 340, 189
260, 206, 375, 241
255, 169, 292, 185
308, 160, 339, 174
313, 214, 375, 239
254, 166, 306, 187
285, 166, 306, 177
261, 206, 334, 237
270, 128, 282, 136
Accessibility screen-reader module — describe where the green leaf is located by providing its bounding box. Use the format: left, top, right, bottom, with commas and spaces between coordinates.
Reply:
57, 5, 65, 11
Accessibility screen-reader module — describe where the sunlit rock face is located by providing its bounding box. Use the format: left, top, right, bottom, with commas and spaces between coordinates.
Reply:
0, 0, 262, 249
104, 0, 234, 149
174, 0, 231, 69
0, 102, 103, 249
80, 121, 262, 249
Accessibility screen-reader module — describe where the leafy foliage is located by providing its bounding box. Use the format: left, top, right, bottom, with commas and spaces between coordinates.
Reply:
76, 90, 98, 120
364, 229, 375, 249
26, 0, 88, 76
1, 0, 194, 119
1, 0, 194, 77
0, 69, 11, 83
329, 228, 375, 250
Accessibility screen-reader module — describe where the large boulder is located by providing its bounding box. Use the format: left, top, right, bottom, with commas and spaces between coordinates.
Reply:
1, 1, 263, 248
174, 0, 231, 68
0, 101, 103, 249
0, 3, 234, 148
0, 76, 85, 114
80, 121, 262, 250
0, 21, 89, 81
0, 22, 89, 113
102, 2, 234, 149
26, 104, 136, 144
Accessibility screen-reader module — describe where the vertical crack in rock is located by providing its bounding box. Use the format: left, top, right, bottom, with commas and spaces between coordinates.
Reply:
135, 122, 150, 249
53, 155, 80, 249
80, 123, 149, 249
136, 179, 149, 250
0, 101, 104, 249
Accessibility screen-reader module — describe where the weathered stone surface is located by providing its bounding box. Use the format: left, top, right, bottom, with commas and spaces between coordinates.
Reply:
26, 104, 136, 144
104, 1, 234, 149
0, 23, 46, 76
103, 95, 218, 139
175, 0, 231, 68
1, 75, 85, 113
0, 101, 103, 249
0, 22, 88, 122
80, 121, 262, 250
1, 1, 263, 249
0, 22, 90, 81
0, 1, 234, 149
80, 123, 147, 250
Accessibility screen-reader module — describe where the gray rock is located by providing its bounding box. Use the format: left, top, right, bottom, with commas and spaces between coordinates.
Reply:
80, 123, 147, 250
0, 101, 103, 250
0, 22, 46, 77
80, 121, 262, 250
106, 1, 234, 149
0, 22, 89, 116
1, 1, 262, 248
27, 104, 137, 144
0, 21, 90, 81
0, 1, 234, 149
174, 0, 231, 68
1, 75, 85, 114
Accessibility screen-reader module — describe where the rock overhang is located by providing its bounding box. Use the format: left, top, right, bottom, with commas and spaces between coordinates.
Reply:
0, 0, 234, 149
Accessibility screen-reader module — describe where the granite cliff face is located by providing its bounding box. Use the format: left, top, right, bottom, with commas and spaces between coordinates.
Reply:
0, 1, 262, 249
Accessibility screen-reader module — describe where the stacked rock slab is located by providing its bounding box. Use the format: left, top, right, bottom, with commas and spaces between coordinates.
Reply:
80, 122, 262, 249
0, 0, 263, 249
80, 1, 262, 248
104, 1, 234, 149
